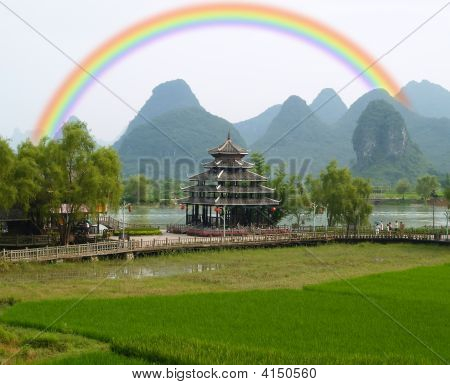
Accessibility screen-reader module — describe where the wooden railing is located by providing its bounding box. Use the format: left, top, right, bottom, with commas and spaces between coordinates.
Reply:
1, 230, 448, 264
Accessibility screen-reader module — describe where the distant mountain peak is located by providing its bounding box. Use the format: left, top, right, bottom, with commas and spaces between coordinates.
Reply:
144, 79, 201, 116
130, 79, 201, 126
114, 79, 203, 147
401, 79, 450, 119
234, 104, 281, 146
351, 99, 434, 183
309, 88, 347, 125
284, 95, 308, 107
277, 95, 310, 117
353, 100, 408, 166
113, 79, 246, 176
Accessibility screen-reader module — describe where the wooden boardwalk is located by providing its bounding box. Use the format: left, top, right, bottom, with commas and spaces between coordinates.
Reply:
1, 231, 449, 264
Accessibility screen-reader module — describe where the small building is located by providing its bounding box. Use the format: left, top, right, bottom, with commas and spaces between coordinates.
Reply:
180, 133, 279, 227
0, 208, 39, 235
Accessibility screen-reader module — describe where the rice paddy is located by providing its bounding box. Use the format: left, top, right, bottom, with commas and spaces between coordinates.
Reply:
1, 243, 449, 364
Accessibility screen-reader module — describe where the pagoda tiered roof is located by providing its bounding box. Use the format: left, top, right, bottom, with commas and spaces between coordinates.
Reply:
179, 132, 279, 215
202, 158, 254, 169
188, 169, 268, 182
207, 132, 248, 156
182, 185, 274, 193
180, 197, 279, 206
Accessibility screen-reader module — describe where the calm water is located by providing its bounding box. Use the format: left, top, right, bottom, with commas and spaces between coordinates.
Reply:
114, 203, 449, 229
0, 263, 223, 283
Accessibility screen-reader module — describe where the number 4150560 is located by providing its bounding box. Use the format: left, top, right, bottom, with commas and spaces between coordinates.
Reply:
261, 367, 316, 379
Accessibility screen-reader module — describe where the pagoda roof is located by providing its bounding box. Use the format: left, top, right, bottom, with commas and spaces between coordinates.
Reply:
202, 158, 254, 169
182, 185, 274, 193
208, 132, 248, 155
179, 197, 280, 206
189, 169, 268, 182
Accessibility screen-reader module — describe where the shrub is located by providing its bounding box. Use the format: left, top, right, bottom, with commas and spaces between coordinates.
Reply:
0, 325, 15, 344
113, 228, 162, 236
27, 334, 67, 352
0, 297, 17, 307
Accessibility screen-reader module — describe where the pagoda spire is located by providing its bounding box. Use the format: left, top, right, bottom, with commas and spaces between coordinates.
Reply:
227, 127, 231, 141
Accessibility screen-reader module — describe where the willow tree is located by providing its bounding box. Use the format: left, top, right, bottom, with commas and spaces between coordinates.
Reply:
307, 160, 372, 230
416, 175, 440, 202
341, 177, 373, 234
11, 138, 64, 233
49, 121, 122, 244
0, 138, 17, 211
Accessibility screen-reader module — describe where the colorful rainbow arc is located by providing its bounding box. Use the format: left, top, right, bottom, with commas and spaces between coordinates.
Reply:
33, 3, 405, 142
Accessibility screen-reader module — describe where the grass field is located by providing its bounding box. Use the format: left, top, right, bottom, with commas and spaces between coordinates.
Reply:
1, 243, 450, 301
0, 243, 449, 364
0, 323, 147, 364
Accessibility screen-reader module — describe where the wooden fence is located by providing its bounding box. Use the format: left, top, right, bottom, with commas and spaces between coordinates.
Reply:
1, 231, 448, 264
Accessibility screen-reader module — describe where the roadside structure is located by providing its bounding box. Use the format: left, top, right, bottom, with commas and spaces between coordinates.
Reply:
179, 132, 279, 227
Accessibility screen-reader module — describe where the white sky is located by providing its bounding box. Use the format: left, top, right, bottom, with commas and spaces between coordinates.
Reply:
0, 0, 449, 142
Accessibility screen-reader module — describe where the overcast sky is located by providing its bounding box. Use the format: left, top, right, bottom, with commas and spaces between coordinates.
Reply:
1, 0, 449, 142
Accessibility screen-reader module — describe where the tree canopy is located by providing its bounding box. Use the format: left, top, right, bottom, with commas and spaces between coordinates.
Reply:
307, 160, 372, 229
0, 138, 17, 211
0, 122, 123, 244
250, 152, 270, 177
395, 179, 411, 200
415, 175, 440, 201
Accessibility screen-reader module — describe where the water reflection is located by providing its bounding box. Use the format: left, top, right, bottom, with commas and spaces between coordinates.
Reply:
0, 263, 223, 283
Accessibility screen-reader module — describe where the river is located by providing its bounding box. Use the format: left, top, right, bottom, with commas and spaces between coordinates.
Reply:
113, 203, 449, 229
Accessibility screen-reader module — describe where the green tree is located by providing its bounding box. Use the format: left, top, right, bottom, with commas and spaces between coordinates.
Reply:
442, 174, 450, 208
307, 160, 372, 229
250, 152, 270, 177
341, 177, 373, 234
123, 175, 151, 204
444, 188, 450, 208
0, 138, 17, 211
51, 121, 122, 244
284, 175, 311, 228
416, 175, 440, 201
14, 140, 45, 214
91, 146, 123, 209
268, 164, 290, 223
395, 178, 411, 200
15, 138, 63, 232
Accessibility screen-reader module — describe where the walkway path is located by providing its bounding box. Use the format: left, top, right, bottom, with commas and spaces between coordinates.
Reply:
2, 231, 448, 264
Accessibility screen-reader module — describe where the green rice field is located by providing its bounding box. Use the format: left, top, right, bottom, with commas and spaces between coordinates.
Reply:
1, 246, 449, 364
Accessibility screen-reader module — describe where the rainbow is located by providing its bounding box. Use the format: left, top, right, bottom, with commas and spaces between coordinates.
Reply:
33, 3, 405, 142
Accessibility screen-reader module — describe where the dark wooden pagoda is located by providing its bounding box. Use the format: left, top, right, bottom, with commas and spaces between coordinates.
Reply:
180, 132, 279, 227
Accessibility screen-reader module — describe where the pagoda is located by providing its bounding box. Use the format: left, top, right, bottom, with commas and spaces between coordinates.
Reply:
180, 132, 279, 227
